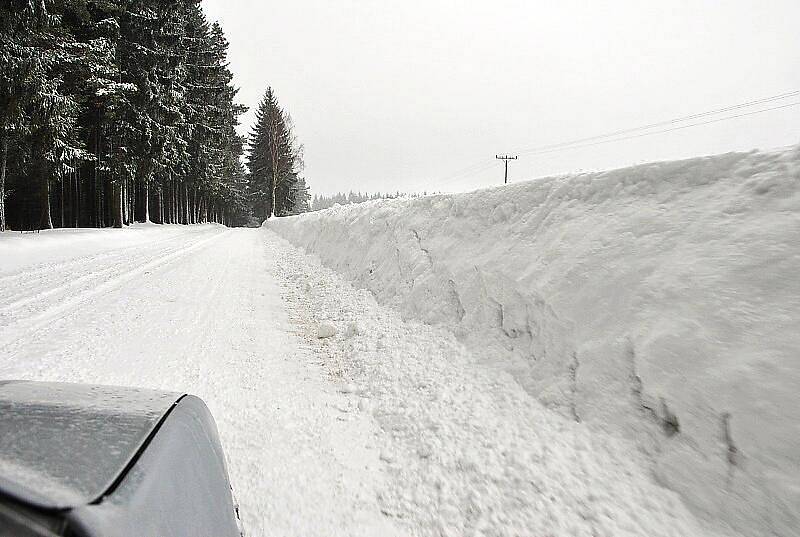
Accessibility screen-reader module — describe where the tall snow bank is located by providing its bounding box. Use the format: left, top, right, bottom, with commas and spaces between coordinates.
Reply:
269, 146, 800, 536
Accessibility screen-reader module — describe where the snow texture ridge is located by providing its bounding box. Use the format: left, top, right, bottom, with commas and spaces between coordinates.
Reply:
269, 145, 800, 537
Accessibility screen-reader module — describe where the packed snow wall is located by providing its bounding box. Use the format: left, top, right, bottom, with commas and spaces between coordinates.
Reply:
269, 146, 800, 536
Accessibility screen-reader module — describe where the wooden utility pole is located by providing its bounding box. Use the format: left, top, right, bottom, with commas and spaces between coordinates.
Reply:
495, 154, 518, 184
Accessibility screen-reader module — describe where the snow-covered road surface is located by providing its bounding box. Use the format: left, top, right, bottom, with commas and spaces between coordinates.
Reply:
0, 225, 401, 536
1, 224, 736, 536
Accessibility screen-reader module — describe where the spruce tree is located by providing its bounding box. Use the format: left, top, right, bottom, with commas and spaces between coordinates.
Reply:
1, 0, 252, 231
246, 87, 301, 219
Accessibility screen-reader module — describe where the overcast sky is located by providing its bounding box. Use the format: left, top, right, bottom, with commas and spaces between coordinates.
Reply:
203, 0, 800, 196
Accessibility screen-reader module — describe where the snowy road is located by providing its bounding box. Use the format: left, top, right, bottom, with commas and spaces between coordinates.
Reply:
0, 224, 737, 537
0, 225, 401, 536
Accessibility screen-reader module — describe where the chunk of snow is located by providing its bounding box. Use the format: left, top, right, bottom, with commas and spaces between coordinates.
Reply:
344, 321, 360, 338
316, 322, 337, 339
339, 382, 358, 394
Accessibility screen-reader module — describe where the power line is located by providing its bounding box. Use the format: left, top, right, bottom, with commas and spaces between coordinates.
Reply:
512, 90, 800, 157
437, 158, 496, 184
432, 90, 799, 190
519, 101, 800, 158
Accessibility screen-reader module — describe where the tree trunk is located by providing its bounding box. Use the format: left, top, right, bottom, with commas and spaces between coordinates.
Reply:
121, 177, 127, 225
144, 182, 150, 222
133, 176, 139, 223
0, 131, 7, 232
118, 180, 124, 228
40, 172, 53, 230
174, 181, 179, 224
99, 175, 104, 227
270, 179, 277, 219
173, 180, 178, 224
94, 165, 101, 227
96, 138, 103, 227
172, 179, 177, 224
127, 177, 132, 225
60, 173, 64, 228
129, 176, 135, 224
75, 165, 80, 227
112, 181, 123, 228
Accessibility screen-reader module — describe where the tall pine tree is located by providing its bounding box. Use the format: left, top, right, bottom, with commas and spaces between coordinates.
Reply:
246, 87, 302, 219
0, 0, 250, 231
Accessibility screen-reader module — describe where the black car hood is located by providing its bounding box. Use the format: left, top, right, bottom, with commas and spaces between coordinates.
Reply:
0, 381, 181, 510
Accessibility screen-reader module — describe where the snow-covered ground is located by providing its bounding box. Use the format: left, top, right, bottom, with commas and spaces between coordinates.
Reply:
0, 225, 401, 536
269, 145, 800, 537
271, 234, 735, 537
0, 220, 754, 536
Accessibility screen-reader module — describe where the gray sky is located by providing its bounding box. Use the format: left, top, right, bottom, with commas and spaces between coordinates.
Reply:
203, 0, 800, 196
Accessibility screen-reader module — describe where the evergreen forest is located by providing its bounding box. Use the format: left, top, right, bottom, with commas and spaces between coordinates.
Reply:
0, 0, 309, 232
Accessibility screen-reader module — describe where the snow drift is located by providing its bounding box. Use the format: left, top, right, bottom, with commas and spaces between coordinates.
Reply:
269, 146, 800, 536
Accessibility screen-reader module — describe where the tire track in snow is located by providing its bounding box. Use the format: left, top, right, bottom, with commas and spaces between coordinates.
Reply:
0, 226, 219, 311
0, 225, 206, 283
0, 227, 405, 537
0, 227, 228, 352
